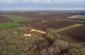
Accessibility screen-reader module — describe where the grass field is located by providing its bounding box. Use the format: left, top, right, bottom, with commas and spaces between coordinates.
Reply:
68, 20, 85, 22
3, 15, 33, 22
79, 15, 85, 19
0, 22, 20, 29
65, 18, 85, 22
52, 24, 83, 32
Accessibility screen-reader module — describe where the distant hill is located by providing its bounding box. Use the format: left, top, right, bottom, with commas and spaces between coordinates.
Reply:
80, 11, 85, 15
0, 10, 85, 14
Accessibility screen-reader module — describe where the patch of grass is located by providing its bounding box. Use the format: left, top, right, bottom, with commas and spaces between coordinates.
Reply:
68, 43, 85, 52
68, 20, 85, 22
0, 48, 3, 55
79, 15, 85, 19
59, 35, 76, 42
0, 22, 20, 29
55, 24, 82, 32
3, 15, 33, 22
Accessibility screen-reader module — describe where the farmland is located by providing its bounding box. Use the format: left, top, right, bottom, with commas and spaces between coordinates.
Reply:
0, 11, 85, 55
52, 24, 83, 32
0, 22, 20, 29
0, 15, 12, 23
3, 15, 33, 22
0, 12, 85, 41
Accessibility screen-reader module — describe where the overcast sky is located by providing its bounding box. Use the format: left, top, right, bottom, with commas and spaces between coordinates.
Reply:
0, 0, 85, 10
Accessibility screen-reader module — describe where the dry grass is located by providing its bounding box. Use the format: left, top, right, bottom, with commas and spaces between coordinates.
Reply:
0, 27, 85, 55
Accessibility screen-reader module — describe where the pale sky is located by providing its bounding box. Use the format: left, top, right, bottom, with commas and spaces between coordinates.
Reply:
0, 0, 85, 10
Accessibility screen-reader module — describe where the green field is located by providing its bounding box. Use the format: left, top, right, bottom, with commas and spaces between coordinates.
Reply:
70, 15, 85, 22
56, 24, 82, 32
66, 18, 85, 22
3, 15, 33, 22
0, 22, 20, 29
79, 15, 85, 19
68, 20, 85, 22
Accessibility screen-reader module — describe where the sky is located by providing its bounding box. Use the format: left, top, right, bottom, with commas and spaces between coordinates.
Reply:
0, 0, 85, 10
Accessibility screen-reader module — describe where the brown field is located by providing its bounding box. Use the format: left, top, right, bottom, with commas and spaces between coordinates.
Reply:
0, 15, 12, 23
21, 21, 77, 30
59, 25, 85, 42
15, 12, 74, 20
